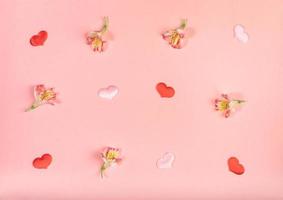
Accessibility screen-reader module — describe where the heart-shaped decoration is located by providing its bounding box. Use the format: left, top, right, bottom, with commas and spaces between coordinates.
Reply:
234, 25, 249, 43
98, 85, 119, 100
156, 82, 175, 98
228, 157, 245, 175
30, 31, 48, 46
156, 152, 175, 169
33, 153, 52, 169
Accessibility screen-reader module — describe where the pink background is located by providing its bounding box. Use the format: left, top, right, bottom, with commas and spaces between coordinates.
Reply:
1, 0, 283, 199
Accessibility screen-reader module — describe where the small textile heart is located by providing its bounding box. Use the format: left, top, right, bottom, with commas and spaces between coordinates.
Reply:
156, 82, 175, 98
33, 153, 52, 169
156, 152, 175, 169
228, 157, 245, 175
234, 25, 249, 43
30, 31, 48, 46
98, 85, 119, 100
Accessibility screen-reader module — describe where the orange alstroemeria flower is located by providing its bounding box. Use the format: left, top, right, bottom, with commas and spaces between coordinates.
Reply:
100, 147, 122, 178
26, 84, 58, 111
162, 19, 188, 49
86, 17, 109, 52
214, 94, 245, 118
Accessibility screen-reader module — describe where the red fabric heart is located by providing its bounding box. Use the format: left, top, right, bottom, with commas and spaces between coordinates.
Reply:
228, 157, 245, 175
156, 82, 175, 98
33, 154, 52, 169
30, 31, 48, 46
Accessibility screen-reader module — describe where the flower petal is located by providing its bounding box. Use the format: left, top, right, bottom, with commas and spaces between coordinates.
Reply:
224, 110, 231, 118
34, 84, 45, 97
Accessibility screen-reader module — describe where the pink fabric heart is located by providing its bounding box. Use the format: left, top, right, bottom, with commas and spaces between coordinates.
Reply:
234, 24, 249, 43
98, 85, 119, 100
156, 152, 175, 169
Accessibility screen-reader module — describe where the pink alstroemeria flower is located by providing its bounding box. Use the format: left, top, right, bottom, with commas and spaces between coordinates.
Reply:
214, 94, 245, 118
26, 84, 58, 111
162, 19, 188, 49
100, 147, 122, 178
86, 17, 109, 52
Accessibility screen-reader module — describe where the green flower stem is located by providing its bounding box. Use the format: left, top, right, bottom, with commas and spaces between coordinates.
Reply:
25, 102, 40, 112
100, 161, 111, 178
100, 164, 106, 178
100, 17, 109, 35
234, 100, 245, 104
179, 19, 188, 30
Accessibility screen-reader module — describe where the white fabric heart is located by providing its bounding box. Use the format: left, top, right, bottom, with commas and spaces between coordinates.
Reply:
234, 24, 249, 43
98, 85, 119, 100
156, 152, 175, 169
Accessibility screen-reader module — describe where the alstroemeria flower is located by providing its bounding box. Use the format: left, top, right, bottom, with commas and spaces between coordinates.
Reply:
26, 84, 58, 111
100, 147, 122, 178
162, 19, 188, 49
86, 17, 109, 52
214, 94, 245, 118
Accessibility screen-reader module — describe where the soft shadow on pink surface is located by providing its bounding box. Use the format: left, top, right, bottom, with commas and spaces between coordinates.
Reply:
1, 0, 283, 199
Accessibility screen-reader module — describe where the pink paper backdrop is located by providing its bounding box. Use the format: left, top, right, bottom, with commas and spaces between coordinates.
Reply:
1, 0, 283, 199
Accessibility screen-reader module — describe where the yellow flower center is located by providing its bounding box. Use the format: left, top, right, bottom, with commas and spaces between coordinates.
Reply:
106, 150, 119, 160
92, 37, 103, 49
40, 90, 55, 101
218, 100, 229, 111
170, 31, 181, 46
